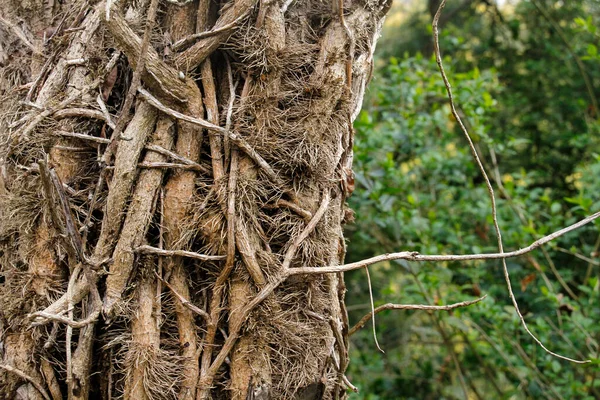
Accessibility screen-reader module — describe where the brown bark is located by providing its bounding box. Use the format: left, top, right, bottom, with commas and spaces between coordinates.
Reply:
0, 0, 390, 398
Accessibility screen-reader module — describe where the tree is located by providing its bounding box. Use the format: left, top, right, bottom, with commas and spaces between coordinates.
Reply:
0, 0, 392, 398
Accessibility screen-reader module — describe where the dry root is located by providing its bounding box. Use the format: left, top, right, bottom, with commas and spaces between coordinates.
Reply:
0, 0, 390, 398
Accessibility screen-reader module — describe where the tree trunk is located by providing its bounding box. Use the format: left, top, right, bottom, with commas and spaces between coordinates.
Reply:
0, 0, 390, 398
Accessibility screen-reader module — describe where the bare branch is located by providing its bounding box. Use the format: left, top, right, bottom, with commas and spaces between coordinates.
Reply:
139, 87, 282, 184
282, 190, 331, 269
432, 0, 589, 364
175, 0, 257, 69
349, 296, 487, 337
171, 10, 252, 52
288, 210, 600, 275
138, 161, 210, 173
364, 267, 383, 352
154, 271, 213, 325
136, 245, 227, 261
138, 88, 224, 133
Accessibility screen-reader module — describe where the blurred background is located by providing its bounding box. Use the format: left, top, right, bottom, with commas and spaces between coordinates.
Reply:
344, 0, 600, 398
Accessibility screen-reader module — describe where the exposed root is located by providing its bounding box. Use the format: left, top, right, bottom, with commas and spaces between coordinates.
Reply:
0, 0, 390, 398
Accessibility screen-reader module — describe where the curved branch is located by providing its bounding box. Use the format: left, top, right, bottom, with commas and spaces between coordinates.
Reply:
349, 296, 487, 336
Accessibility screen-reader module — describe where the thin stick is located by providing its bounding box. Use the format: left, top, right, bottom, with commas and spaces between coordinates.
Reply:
171, 11, 252, 51
156, 189, 164, 330
139, 88, 282, 184
138, 88, 224, 133
29, 310, 99, 328
53, 131, 208, 171
135, 245, 226, 261
281, 190, 330, 269
349, 296, 487, 336
268, 199, 313, 222
432, 0, 588, 364
223, 57, 236, 163
138, 161, 210, 173
0, 364, 51, 400
155, 271, 213, 325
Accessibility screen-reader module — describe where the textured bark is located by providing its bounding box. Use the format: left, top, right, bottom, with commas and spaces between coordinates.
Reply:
0, 0, 390, 398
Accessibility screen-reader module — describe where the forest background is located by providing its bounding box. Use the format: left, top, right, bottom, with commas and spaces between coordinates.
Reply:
346, 0, 600, 398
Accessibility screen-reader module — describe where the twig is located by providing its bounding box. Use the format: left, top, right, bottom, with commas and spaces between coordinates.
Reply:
349, 296, 487, 336
53, 108, 110, 124
171, 11, 252, 51
342, 375, 358, 393
433, 0, 588, 364
336, 0, 354, 90
281, 190, 331, 269
157, 189, 164, 330
328, 316, 353, 393
135, 245, 226, 261
154, 271, 213, 325
81, 167, 108, 249
26, 53, 56, 102
37, 159, 64, 236
264, 199, 312, 222
66, 265, 82, 397
96, 95, 116, 129
65, 58, 86, 66
145, 144, 206, 170
49, 168, 84, 262
223, 57, 236, 164
0, 364, 51, 400
138, 88, 223, 133
139, 87, 282, 184
200, 58, 225, 199
54, 130, 110, 144
289, 210, 600, 275
138, 161, 210, 173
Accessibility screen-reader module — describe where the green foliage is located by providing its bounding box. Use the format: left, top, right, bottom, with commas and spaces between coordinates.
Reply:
345, 1, 600, 398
